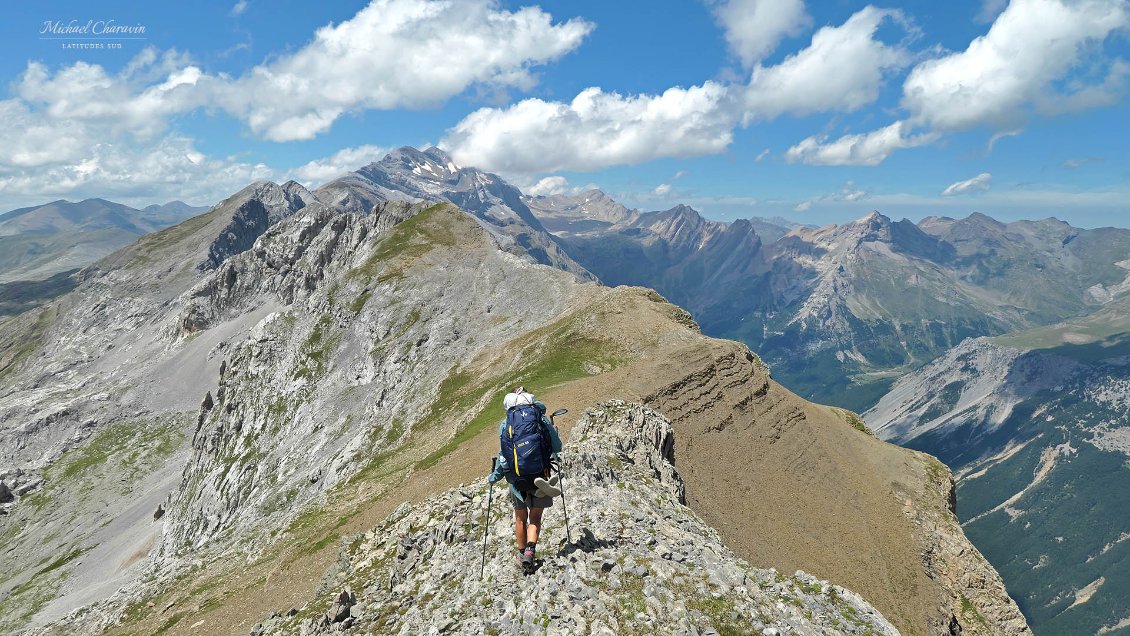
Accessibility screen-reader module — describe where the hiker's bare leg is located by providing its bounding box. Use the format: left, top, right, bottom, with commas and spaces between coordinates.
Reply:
514, 508, 528, 549
528, 508, 544, 544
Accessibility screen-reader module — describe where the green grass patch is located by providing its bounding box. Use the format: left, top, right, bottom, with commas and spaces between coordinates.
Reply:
0, 547, 92, 632
293, 314, 341, 381
347, 204, 457, 282
414, 309, 629, 471
154, 611, 186, 635
837, 409, 873, 435
37, 546, 91, 576
0, 305, 56, 387
686, 592, 756, 635
959, 594, 989, 628
55, 419, 184, 484
349, 289, 372, 314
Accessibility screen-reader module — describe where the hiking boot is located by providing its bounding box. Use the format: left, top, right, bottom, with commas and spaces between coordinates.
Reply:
520, 546, 534, 572
533, 477, 562, 498
516, 549, 527, 568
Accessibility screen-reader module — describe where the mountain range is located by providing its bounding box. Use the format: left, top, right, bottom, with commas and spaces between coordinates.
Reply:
531, 196, 1130, 411
0, 199, 206, 285
0, 148, 1029, 636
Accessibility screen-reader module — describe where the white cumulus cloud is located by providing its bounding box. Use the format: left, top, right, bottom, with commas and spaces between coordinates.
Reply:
443, 6, 911, 175
743, 6, 911, 120
0, 0, 593, 204
942, 172, 993, 196
784, 0, 1130, 166
216, 0, 593, 141
443, 83, 737, 174
903, 0, 1129, 132
525, 176, 571, 196
710, 0, 810, 68
9, 0, 593, 146
289, 145, 387, 186
653, 183, 673, 196
785, 121, 937, 166
0, 136, 273, 209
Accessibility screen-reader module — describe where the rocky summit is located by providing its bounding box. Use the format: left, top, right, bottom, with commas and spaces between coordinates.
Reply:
251, 401, 900, 636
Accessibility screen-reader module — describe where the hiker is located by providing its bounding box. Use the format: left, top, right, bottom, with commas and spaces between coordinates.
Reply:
486, 387, 563, 571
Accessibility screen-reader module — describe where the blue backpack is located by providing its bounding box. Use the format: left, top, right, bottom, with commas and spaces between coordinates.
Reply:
501, 403, 551, 493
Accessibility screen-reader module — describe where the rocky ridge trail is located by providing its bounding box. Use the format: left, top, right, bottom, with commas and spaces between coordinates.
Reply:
254, 401, 900, 636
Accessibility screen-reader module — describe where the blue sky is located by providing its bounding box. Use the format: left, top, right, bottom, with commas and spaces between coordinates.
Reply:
1, 0, 1128, 227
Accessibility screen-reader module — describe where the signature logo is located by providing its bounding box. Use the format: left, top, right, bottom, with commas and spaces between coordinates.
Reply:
41, 20, 147, 36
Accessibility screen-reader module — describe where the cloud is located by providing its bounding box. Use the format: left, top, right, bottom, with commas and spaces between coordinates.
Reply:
443, 6, 910, 175
903, 0, 1129, 132
219, 0, 594, 141
10, 0, 593, 145
794, 180, 870, 211
653, 183, 673, 196
0, 0, 596, 204
755, 148, 770, 162
15, 55, 205, 146
987, 128, 1022, 152
0, 136, 273, 208
709, 0, 810, 68
787, 0, 1130, 167
525, 176, 570, 196
743, 6, 911, 120
942, 172, 992, 196
785, 121, 937, 166
671, 170, 688, 180
231, 0, 250, 16
1062, 157, 1104, 168
443, 83, 737, 174
289, 145, 387, 186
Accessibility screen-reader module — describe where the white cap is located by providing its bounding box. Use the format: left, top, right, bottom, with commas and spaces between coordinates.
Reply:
502, 391, 536, 411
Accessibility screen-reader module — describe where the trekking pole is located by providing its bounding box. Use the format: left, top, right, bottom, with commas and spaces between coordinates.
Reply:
558, 455, 572, 545
549, 408, 572, 545
480, 458, 496, 580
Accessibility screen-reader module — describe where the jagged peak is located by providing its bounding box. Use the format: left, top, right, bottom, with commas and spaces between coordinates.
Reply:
653, 203, 704, 224
852, 210, 892, 227
422, 146, 456, 165
964, 211, 1005, 227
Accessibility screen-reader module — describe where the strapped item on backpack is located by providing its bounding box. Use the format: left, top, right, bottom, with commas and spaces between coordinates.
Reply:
500, 402, 552, 495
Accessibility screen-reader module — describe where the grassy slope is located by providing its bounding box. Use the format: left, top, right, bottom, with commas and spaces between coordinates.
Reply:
0, 417, 185, 633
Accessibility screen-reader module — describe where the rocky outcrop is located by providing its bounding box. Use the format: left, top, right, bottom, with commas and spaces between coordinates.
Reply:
252, 402, 900, 636
201, 181, 319, 271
